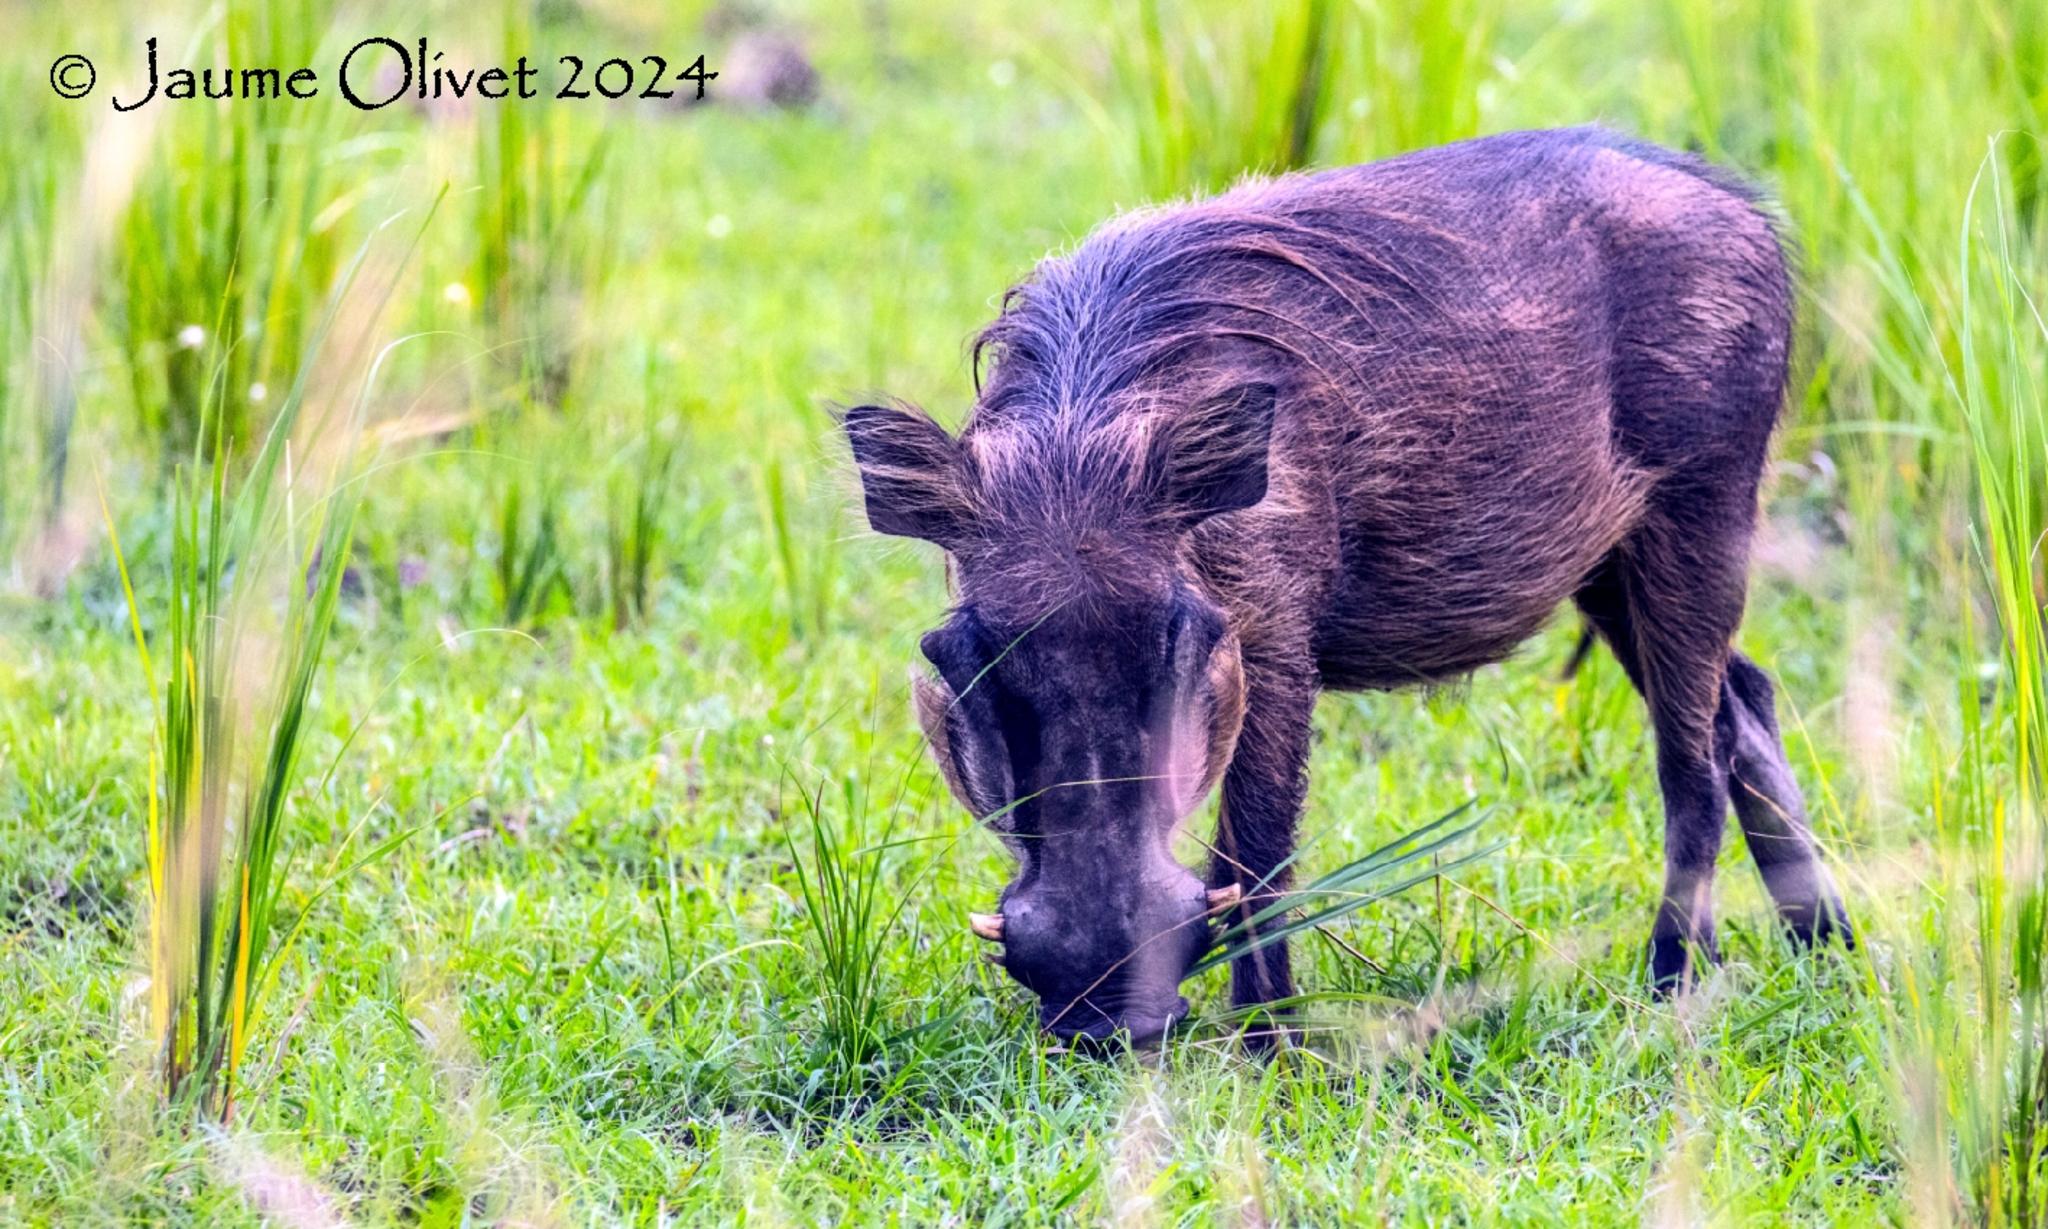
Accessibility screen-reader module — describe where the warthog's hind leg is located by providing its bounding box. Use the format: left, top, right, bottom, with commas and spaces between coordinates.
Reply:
1574, 513, 1746, 995
1720, 654, 1852, 949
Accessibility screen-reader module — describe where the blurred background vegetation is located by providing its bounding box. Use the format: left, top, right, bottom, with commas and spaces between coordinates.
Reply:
0, 0, 2043, 1222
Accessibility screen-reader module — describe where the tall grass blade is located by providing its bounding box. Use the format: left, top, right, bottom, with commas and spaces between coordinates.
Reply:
1190, 802, 1492, 978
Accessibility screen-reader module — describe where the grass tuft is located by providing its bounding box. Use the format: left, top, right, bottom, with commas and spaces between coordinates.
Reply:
779, 773, 927, 1099
101, 198, 434, 1121
603, 426, 680, 632
1099, 0, 1500, 199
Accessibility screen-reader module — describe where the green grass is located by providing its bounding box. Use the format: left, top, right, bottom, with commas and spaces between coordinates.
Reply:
1, 0, 2044, 1223
779, 770, 931, 1095
472, 15, 614, 411
111, 0, 345, 465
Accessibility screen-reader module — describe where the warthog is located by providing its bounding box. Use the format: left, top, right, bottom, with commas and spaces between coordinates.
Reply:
845, 126, 1851, 1047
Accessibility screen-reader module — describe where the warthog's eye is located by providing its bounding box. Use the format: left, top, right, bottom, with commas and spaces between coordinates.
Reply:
1161, 588, 1219, 664
918, 616, 987, 697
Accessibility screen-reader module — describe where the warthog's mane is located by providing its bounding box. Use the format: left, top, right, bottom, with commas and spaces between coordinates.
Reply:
948, 182, 1458, 618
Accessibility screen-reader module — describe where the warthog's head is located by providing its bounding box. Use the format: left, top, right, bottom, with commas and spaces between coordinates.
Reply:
844, 383, 1274, 1045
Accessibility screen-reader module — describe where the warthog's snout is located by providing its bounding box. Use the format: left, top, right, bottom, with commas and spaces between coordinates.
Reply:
971, 871, 1246, 1048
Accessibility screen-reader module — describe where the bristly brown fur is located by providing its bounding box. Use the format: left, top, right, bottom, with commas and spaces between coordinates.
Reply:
848, 126, 1851, 1032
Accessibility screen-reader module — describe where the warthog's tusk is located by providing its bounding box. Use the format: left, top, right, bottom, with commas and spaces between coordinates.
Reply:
1206, 883, 1244, 914
969, 912, 1005, 941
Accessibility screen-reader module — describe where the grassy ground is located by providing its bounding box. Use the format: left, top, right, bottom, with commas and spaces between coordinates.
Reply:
2, 0, 2044, 1224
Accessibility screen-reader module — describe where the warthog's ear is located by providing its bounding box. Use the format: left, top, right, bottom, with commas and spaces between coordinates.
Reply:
1151, 383, 1276, 529
843, 403, 976, 548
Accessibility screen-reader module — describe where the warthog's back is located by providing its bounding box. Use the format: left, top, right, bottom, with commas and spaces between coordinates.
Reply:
968, 127, 1793, 689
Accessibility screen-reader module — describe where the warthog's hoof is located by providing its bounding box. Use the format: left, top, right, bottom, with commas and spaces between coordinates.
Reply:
1647, 935, 1721, 996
